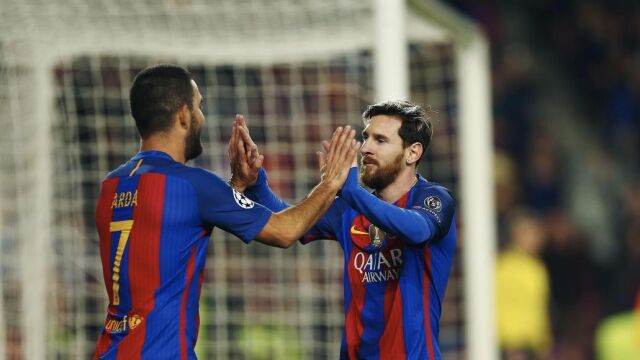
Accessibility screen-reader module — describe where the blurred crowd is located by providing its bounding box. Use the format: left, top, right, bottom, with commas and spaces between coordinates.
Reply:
447, 0, 640, 359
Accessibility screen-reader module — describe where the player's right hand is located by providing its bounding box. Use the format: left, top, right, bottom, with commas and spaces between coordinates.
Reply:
317, 126, 359, 191
228, 114, 263, 192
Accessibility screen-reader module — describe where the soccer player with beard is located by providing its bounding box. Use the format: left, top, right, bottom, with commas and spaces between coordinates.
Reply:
230, 100, 456, 360
93, 64, 358, 359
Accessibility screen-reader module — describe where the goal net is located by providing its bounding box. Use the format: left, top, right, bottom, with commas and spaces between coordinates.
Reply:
0, 0, 492, 359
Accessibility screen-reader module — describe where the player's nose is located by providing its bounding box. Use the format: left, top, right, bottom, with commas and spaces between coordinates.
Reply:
360, 139, 372, 155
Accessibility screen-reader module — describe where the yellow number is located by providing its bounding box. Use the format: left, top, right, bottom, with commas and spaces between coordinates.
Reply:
109, 220, 134, 305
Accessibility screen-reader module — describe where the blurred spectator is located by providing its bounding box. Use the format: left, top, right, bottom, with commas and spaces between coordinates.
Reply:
568, 148, 619, 265
609, 220, 640, 313
494, 151, 520, 245
492, 43, 536, 162
621, 179, 640, 225
542, 209, 603, 360
495, 209, 550, 359
522, 129, 562, 214
594, 291, 640, 360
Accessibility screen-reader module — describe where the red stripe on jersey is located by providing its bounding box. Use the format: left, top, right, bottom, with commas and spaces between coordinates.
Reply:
396, 191, 409, 209
345, 247, 366, 359
196, 236, 206, 340
180, 246, 197, 360
94, 177, 119, 358
196, 269, 203, 340
423, 247, 434, 360
116, 174, 166, 359
378, 234, 406, 357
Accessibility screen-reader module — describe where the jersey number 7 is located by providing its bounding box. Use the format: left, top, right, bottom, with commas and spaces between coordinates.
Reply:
109, 220, 134, 305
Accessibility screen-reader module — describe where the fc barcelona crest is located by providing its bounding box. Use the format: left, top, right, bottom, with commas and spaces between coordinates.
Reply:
368, 225, 385, 248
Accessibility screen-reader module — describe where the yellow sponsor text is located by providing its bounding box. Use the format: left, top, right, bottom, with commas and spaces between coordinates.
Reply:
104, 314, 144, 334
111, 190, 138, 209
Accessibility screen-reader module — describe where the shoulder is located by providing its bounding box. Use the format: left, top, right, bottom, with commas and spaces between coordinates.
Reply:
170, 166, 228, 192
105, 161, 134, 179
179, 166, 223, 181
331, 195, 351, 212
408, 180, 456, 229
412, 181, 455, 210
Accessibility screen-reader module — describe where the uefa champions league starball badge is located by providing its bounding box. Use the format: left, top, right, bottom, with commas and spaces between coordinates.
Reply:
232, 188, 255, 209
368, 225, 385, 248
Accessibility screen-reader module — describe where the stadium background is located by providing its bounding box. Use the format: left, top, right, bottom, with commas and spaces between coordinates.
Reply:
0, 0, 638, 359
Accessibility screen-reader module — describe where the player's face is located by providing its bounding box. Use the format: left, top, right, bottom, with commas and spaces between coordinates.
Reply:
360, 115, 406, 190
185, 80, 204, 161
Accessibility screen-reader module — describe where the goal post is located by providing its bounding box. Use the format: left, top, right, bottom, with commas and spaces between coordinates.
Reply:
457, 37, 497, 360
0, 0, 495, 359
374, 0, 409, 101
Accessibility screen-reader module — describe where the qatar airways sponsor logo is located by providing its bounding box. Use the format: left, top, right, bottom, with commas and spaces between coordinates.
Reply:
353, 249, 403, 283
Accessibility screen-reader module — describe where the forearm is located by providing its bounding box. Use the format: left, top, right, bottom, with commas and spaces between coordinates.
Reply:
340, 169, 437, 245
256, 181, 338, 248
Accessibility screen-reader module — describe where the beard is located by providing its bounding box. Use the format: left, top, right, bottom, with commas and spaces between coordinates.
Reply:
360, 152, 404, 191
185, 113, 203, 161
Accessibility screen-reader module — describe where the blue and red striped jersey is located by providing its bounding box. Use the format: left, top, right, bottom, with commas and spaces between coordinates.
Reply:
93, 151, 272, 360
246, 168, 456, 360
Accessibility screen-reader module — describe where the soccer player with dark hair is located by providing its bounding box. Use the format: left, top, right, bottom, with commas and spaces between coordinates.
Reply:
230, 100, 456, 360
93, 64, 358, 359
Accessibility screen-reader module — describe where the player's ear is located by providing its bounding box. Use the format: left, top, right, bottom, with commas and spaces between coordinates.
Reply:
405, 142, 422, 166
176, 104, 190, 130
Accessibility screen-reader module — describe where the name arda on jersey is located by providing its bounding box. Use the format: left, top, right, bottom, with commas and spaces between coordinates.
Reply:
353, 249, 403, 283
111, 190, 138, 209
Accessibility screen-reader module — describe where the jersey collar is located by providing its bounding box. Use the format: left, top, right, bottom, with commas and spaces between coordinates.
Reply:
372, 174, 424, 204
132, 150, 175, 162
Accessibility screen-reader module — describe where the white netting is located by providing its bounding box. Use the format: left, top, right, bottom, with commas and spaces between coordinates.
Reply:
0, 1, 473, 359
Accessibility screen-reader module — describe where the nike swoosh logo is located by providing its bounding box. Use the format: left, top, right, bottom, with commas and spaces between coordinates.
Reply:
350, 225, 369, 235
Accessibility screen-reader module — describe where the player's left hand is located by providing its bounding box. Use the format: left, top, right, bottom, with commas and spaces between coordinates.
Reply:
228, 114, 263, 192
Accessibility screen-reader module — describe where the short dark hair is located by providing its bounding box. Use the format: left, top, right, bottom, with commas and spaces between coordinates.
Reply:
362, 100, 433, 164
129, 64, 194, 138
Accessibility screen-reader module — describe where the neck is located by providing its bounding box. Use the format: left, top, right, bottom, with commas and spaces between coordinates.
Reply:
140, 134, 186, 163
376, 167, 418, 203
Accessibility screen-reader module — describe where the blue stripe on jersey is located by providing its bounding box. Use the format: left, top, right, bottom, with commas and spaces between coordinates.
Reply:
400, 248, 429, 359
400, 188, 429, 359
100, 348, 117, 360
142, 175, 200, 359
341, 210, 356, 316
340, 211, 356, 360
357, 280, 385, 360
186, 236, 209, 358
102, 176, 140, 358
111, 176, 140, 317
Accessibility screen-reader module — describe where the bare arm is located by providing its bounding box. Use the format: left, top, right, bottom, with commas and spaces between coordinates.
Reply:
231, 124, 357, 248
255, 181, 339, 248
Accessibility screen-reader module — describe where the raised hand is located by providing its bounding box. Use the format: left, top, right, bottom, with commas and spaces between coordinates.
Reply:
317, 126, 359, 191
321, 136, 359, 169
228, 114, 263, 192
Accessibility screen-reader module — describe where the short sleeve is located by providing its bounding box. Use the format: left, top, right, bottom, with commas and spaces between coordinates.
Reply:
188, 169, 272, 243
